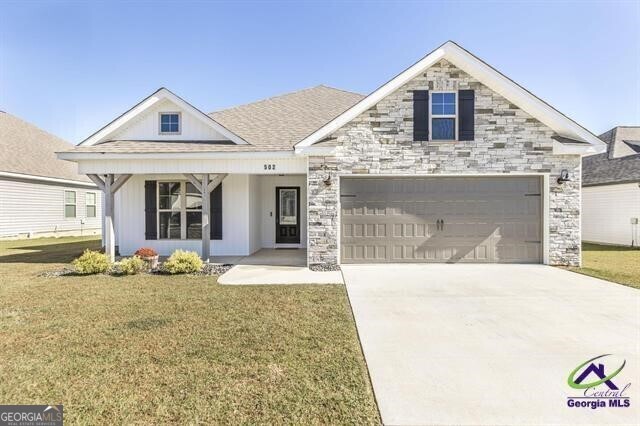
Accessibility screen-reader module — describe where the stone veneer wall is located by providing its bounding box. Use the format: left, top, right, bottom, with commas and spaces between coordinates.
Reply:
307, 60, 582, 267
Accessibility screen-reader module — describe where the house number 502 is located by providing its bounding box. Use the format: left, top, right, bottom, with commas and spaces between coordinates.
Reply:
264, 164, 276, 171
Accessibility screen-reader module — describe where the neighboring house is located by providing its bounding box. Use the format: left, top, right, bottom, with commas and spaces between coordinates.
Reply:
58, 41, 605, 266
582, 126, 640, 246
0, 112, 101, 239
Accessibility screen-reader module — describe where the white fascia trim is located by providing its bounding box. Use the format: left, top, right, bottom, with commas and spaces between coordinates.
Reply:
0, 171, 98, 187
297, 46, 447, 148
296, 41, 606, 154
57, 151, 296, 161
294, 146, 337, 156
161, 89, 248, 145
80, 88, 248, 146
81, 94, 162, 146
552, 140, 601, 155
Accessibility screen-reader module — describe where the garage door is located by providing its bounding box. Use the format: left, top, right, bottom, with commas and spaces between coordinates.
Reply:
340, 176, 541, 263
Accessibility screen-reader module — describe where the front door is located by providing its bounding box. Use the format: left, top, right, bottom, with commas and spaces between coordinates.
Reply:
276, 186, 300, 244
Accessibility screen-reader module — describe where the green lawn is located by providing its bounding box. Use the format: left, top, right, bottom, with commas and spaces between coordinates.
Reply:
567, 243, 640, 289
0, 237, 380, 424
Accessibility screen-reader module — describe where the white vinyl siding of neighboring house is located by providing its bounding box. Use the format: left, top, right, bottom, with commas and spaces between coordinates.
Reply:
0, 177, 102, 238
582, 183, 640, 246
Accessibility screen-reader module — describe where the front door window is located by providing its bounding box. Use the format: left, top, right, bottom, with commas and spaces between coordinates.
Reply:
279, 189, 297, 225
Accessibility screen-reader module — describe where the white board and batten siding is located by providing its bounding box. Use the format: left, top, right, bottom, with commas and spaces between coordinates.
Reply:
257, 175, 307, 248
110, 98, 229, 141
114, 173, 308, 256
582, 183, 640, 246
116, 174, 251, 256
0, 177, 102, 239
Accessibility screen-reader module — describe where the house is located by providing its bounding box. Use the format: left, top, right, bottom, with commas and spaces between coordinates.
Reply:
0, 112, 101, 239
582, 126, 640, 246
58, 41, 605, 267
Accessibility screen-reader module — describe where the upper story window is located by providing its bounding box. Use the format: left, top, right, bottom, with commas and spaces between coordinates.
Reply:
159, 112, 180, 134
431, 92, 456, 140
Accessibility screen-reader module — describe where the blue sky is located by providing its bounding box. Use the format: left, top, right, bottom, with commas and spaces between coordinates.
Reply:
1, 1, 638, 144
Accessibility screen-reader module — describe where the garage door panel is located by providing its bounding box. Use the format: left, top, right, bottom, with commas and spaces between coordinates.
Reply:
341, 176, 541, 264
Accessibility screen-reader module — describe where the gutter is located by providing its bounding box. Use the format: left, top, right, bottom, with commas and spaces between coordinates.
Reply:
0, 171, 98, 188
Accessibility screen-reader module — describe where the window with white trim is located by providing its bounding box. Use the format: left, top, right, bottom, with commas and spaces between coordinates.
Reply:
160, 112, 180, 134
64, 190, 76, 218
158, 181, 202, 240
431, 92, 457, 140
86, 192, 97, 218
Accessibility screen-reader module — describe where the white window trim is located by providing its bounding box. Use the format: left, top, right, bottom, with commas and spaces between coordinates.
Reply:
429, 91, 458, 141
85, 192, 97, 218
64, 190, 77, 219
158, 111, 182, 135
157, 181, 203, 240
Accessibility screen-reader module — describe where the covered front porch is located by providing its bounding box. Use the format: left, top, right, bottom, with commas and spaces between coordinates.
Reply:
212, 248, 306, 267
106, 173, 307, 262
58, 144, 311, 266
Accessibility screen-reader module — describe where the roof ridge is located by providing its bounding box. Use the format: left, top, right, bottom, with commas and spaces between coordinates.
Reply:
317, 84, 365, 97
208, 85, 360, 115
1, 111, 74, 147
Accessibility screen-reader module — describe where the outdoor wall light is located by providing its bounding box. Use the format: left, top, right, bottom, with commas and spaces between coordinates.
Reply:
320, 163, 332, 186
557, 169, 571, 184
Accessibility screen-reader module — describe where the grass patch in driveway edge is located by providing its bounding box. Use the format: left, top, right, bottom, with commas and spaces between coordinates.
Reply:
563, 243, 640, 290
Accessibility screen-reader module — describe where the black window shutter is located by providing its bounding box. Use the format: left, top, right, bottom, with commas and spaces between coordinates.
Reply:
413, 90, 429, 141
210, 183, 223, 240
144, 180, 157, 240
458, 89, 475, 141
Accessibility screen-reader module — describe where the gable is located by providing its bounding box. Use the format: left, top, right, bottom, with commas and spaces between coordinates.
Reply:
80, 88, 247, 146
296, 41, 605, 155
326, 59, 561, 158
111, 98, 230, 141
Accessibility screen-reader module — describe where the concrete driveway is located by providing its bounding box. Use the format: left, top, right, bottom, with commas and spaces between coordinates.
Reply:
342, 264, 640, 426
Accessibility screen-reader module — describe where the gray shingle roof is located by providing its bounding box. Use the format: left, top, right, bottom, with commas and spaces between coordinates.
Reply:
0, 111, 91, 182
70, 140, 292, 153
67, 85, 364, 155
209, 85, 364, 149
582, 127, 640, 186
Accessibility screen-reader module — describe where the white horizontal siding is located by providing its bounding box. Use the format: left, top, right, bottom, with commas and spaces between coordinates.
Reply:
582, 183, 640, 246
0, 178, 102, 238
111, 98, 228, 141
78, 157, 306, 175
115, 174, 250, 256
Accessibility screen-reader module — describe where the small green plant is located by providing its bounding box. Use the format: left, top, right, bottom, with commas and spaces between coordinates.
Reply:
163, 250, 203, 274
73, 249, 110, 274
117, 256, 147, 275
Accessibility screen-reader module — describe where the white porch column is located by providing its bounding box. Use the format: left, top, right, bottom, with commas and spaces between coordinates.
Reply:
185, 173, 227, 261
88, 173, 132, 262
104, 175, 115, 261
201, 174, 211, 262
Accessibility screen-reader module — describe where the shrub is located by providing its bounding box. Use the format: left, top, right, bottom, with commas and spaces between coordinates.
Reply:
117, 256, 147, 275
163, 250, 203, 274
135, 247, 158, 258
73, 249, 110, 274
